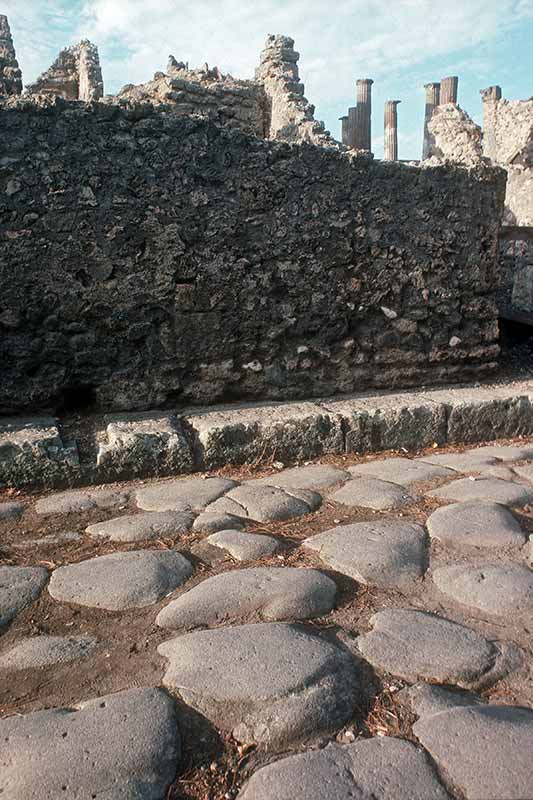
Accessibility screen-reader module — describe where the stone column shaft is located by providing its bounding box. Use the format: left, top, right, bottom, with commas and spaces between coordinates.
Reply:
339, 115, 349, 145
480, 86, 502, 161
384, 100, 400, 161
423, 82, 440, 159
356, 78, 373, 151
347, 106, 357, 148
440, 75, 459, 105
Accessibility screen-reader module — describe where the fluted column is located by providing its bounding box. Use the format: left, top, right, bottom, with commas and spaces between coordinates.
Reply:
384, 100, 400, 161
422, 82, 440, 159
356, 78, 373, 151
440, 75, 458, 104
339, 114, 349, 145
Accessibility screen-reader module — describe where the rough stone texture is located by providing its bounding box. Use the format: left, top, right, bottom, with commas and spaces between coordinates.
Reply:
348, 457, 453, 485
426, 104, 484, 164
238, 737, 450, 800
206, 529, 279, 560
206, 484, 321, 522
426, 500, 526, 547
192, 510, 245, 532
304, 521, 427, 589
398, 682, 485, 718
0, 686, 180, 799
446, 395, 533, 443
26, 40, 103, 101
86, 510, 195, 542
36, 486, 129, 515
96, 413, 193, 479
0, 635, 97, 670
329, 477, 417, 511
0, 417, 79, 488
357, 609, 516, 690
48, 550, 193, 610
0, 103, 505, 415
433, 563, 533, 617
13, 532, 82, 548
0, 15, 22, 96
414, 705, 533, 800
156, 567, 336, 629
420, 450, 500, 472
0, 565, 48, 627
247, 463, 350, 491
136, 477, 236, 512
427, 476, 533, 506
0, 500, 23, 520
158, 622, 358, 747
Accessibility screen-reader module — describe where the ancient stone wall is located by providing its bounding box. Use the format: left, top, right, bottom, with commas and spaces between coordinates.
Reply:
0, 99, 506, 415
0, 15, 22, 96
26, 40, 103, 102
426, 105, 484, 165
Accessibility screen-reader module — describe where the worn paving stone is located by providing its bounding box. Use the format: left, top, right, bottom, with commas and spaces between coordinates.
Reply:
14, 532, 82, 548
86, 511, 195, 542
206, 484, 321, 522
156, 567, 336, 629
420, 451, 501, 472
426, 501, 526, 548
433, 563, 533, 617
158, 622, 358, 747
0, 686, 180, 799
329, 477, 417, 511
513, 463, 533, 483
48, 550, 193, 611
0, 635, 97, 670
238, 736, 450, 800
135, 476, 236, 512
247, 464, 350, 491
397, 683, 485, 719
192, 510, 245, 532
427, 476, 533, 507
0, 501, 23, 521
466, 444, 533, 461
0, 566, 48, 627
206, 530, 279, 561
35, 487, 129, 515
304, 521, 427, 589
348, 457, 453, 485
357, 609, 517, 690
414, 704, 533, 800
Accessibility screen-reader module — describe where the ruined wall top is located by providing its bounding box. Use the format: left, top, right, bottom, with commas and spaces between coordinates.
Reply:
426, 104, 484, 166
25, 40, 103, 102
0, 15, 22, 96
481, 92, 533, 166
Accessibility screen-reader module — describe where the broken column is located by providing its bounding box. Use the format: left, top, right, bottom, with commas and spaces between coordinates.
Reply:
384, 100, 400, 161
356, 78, 373, 151
422, 82, 440, 159
78, 41, 104, 102
347, 105, 358, 148
0, 15, 22, 96
26, 40, 103, 101
480, 86, 502, 161
339, 114, 349, 145
440, 76, 459, 105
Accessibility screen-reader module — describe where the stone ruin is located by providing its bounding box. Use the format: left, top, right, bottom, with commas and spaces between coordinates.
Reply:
0, 15, 21, 96
25, 39, 104, 102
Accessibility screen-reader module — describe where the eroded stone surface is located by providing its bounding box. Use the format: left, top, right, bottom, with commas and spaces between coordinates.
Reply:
348, 457, 453, 485
192, 511, 245, 532
304, 521, 427, 589
248, 464, 350, 491
433, 563, 533, 616
86, 511, 194, 542
206, 484, 321, 522
156, 567, 336, 629
36, 487, 129, 515
398, 683, 485, 719
0, 687, 180, 799
357, 609, 516, 689
135, 477, 236, 512
414, 705, 533, 800
0, 566, 48, 627
0, 635, 97, 670
420, 451, 500, 472
48, 550, 193, 610
330, 477, 417, 510
206, 530, 279, 561
159, 622, 358, 746
426, 501, 526, 547
238, 737, 450, 800
427, 476, 533, 506
0, 501, 23, 521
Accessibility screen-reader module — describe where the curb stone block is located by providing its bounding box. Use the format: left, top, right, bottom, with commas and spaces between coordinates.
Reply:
446, 395, 533, 443
0, 417, 79, 489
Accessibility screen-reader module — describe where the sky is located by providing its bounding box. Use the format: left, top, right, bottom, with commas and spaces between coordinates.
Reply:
4, 0, 533, 159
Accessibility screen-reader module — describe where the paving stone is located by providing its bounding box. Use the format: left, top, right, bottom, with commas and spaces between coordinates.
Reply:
86, 510, 195, 542
0, 686, 180, 799
0, 416, 79, 489
513, 463, 533, 482
427, 476, 533, 506
48, 550, 193, 611
426, 500, 526, 548
0, 566, 48, 627
0, 501, 23, 521
432, 563, 533, 617
206, 484, 321, 522
397, 683, 485, 719
247, 464, 350, 491
158, 622, 358, 746
14, 532, 82, 548
348, 457, 453, 485
329, 477, 417, 511
420, 451, 501, 472
206, 530, 280, 561
35, 487, 129, 515
304, 521, 427, 589
156, 567, 336, 629
469, 444, 533, 461
0, 635, 97, 670
414, 704, 533, 800
357, 609, 517, 690
135, 476, 236, 512
238, 736, 450, 800
192, 510, 245, 532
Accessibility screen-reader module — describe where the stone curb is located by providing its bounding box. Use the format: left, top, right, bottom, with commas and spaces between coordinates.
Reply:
1, 380, 533, 489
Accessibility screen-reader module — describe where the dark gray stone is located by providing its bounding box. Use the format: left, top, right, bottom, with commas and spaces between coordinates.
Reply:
447, 396, 533, 444
426, 500, 526, 547
0, 417, 79, 489
206, 529, 279, 560
135, 477, 236, 512
398, 682, 485, 718
86, 511, 194, 542
192, 511, 245, 532
206, 484, 321, 522
348, 457, 453, 485
0, 635, 97, 670
0, 566, 48, 627
248, 464, 350, 491
0, 501, 23, 521
35, 487, 129, 515
432, 563, 533, 616
427, 476, 533, 506
329, 477, 417, 511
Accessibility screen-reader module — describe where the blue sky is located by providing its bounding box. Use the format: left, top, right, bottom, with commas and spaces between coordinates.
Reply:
4, 0, 533, 159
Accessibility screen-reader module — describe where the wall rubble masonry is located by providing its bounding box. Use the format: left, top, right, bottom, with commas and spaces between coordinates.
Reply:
0, 15, 22, 96
26, 40, 103, 102
427, 105, 484, 165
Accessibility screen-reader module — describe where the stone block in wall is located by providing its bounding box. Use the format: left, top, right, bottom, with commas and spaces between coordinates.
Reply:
0, 417, 79, 488
187, 402, 344, 470
446, 396, 533, 443
96, 413, 193, 480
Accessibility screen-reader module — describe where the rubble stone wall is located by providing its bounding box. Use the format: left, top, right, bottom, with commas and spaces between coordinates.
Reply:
0, 100, 506, 415
26, 41, 103, 102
